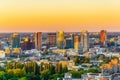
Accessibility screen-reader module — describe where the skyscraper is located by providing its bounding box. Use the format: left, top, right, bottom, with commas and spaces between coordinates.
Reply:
0, 41, 3, 50
65, 38, 73, 49
57, 30, 64, 49
100, 30, 107, 47
81, 30, 89, 52
12, 33, 20, 48
20, 37, 35, 50
74, 36, 79, 50
47, 33, 56, 47
34, 32, 42, 51
11, 33, 21, 54
69, 33, 74, 48
78, 43, 83, 54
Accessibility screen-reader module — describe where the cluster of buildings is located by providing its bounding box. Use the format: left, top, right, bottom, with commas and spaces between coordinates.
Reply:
0, 30, 109, 58
1, 30, 120, 80
0, 32, 42, 55
100, 58, 120, 73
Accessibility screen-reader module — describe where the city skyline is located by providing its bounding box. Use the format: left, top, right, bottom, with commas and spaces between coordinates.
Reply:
0, 0, 120, 32
1, 1, 120, 80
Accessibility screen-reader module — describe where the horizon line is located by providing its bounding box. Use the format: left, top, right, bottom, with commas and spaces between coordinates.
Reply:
0, 31, 120, 33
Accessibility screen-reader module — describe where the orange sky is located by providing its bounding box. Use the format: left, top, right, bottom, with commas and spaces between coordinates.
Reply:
0, 0, 120, 32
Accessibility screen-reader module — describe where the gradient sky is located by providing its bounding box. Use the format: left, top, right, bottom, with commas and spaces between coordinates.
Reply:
0, 0, 120, 32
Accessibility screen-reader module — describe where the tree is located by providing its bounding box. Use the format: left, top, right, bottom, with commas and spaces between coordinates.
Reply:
0, 71, 7, 80
69, 71, 82, 78
49, 64, 55, 75
98, 56, 104, 60
87, 68, 99, 73
62, 65, 68, 73
84, 57, 90, 63
0, 67, 5, 71
55, 63, 59, 73
82, 65, 87, 67
104, 57, 110, 63
43, 49, 49, 55
7, 69, 26, 77
59, 63, 62, 74
51, 73, 60, 80
18, 77, 27, 80
40, 69, 50, 80
73, 56, 80, 64
25, 61, 39, 75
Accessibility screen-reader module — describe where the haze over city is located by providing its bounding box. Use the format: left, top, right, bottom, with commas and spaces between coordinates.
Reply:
0, 0, 120, 32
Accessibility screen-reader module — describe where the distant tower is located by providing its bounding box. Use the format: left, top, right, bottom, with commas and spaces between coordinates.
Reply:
100, 30, 107, 47
34, 32, 42, 51
12, 33, 20, 48
69, 33, 74, 48
20, 37, 34, 50
47, 33, 56, 47
74, 36, 79, 50
81, 30, 89, 52
57, 30, 64, 49
78, 43, 83, 54
11, 33, 21, 54
65, 38, 73, 49
0, 41, 2, 50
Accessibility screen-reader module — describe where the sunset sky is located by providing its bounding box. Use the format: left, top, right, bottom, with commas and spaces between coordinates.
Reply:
0, 0, 120, 32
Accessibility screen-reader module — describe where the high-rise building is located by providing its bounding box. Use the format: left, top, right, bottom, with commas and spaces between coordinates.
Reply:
100, 30, 107, 47
57, 30, 65, 49
69, 33, 74, 48
78, 43, 83, 54
47, 33, 56, 47
12, 33, 20, 48
0, 41, 3, 50
81, 30, 89, 52
34, 32, 42, 51
74, 36, 79, 50
65, 38, 73, 49
20, 37, 35, 50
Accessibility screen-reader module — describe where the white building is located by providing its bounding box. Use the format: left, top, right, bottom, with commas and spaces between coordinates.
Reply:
81, 30, 89, 53
0, 50, 5, 59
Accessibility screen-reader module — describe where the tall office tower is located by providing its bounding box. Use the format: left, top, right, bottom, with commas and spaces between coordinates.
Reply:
81, 30, 89, 52
0, 41, 3, 50
57, 30, 64, 49
74, 36, 79, 50
34, 32, 42, 51
100, 30, 107, 47
65, 38, 73, 49
78, 43, 83, 54
12, 33, 20, 48
20, 37, 34, 50
69, 33, 74, 48
47, 33, 56, 47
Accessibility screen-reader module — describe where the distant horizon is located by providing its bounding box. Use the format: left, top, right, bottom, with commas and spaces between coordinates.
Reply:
1, 31, 120, 33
